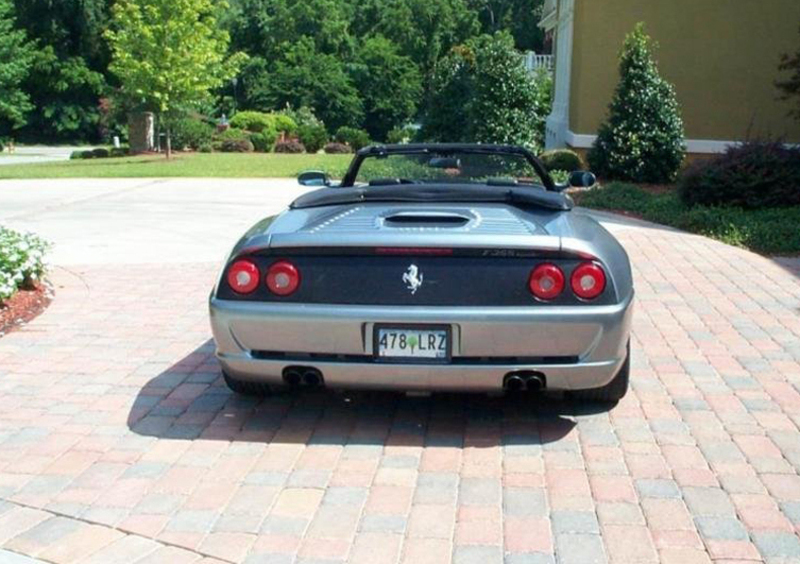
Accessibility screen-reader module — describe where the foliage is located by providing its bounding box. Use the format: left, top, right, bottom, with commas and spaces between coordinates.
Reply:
549, 169, 570, 184
350, 35, 423, 141
230, 111, 275, 133
105, 0, 247, 155
250, 130, 278, 152
282, 106, 325, 131
92, 147, 110, 158
69, 150, 83, 160
212, 127, 249, 151
539, 149, 583, 172
298, 124, 328, 153
219, 138, 254, 152
422, 33, 552, 152
0, 225, 49, 303
587, 24, 685, 183
678, 140, 800, 209
198, 142, 213, 153
272, 114, 298, 136
274, 140, 306, 153
324, 142, 351, 154
110, 147, 129, 157
0, 0, 35, 137
335, 127, 371, 151
387, 125, 417, 144
170, 117, 215, 150
776, 26, 800, 121
575, 183, 800, 255
469, 0, 545, 52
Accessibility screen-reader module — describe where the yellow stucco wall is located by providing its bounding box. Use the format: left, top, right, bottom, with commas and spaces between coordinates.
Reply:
570, 0, 800, 143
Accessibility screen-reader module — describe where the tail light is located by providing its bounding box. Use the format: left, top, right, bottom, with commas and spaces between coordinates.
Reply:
266, 260, 301, 296
227, 260, 260, 294
529, 263, 565, 300
571, 262, 606, 300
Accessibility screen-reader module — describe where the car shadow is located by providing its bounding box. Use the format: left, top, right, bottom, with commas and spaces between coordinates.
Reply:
126, 340, 618, 447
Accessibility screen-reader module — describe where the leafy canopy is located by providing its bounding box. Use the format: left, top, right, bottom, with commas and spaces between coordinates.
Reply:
0, 0, 35, 135
588, 23, 685, 184
106, 0, 247, 116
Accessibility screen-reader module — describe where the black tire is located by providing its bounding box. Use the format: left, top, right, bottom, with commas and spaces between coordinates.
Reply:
569, 342, 630, 403
222, 370, 273, 396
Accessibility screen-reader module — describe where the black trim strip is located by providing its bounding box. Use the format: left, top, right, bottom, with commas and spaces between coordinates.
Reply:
250, 350, 579, 365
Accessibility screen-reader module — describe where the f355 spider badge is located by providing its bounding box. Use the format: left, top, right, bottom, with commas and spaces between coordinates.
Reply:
403, 264, 423, 294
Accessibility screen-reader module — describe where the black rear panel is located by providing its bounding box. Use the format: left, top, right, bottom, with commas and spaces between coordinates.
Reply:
217, 253, 616, 306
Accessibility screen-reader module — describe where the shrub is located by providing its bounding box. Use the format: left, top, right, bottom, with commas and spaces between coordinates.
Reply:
274, 140, 305, 153
250, 129, 279, 152
539, 149, 583, 172
229, 111, 273, 133
198, 143, 213, 153
92, 147, 110, 158
80, 150, 95, 159
283, 106, 325, 130
220, 139, 254, 152
387, 125, 416, 144
110, 147, 129, 158
170, 118, 214, 150
587, 24, 685, 183
335, 126, 371, 151
0, 139, 4, 152
550, 170, 570, 184
69, 150, 83, 160
298, 124, 328, 153
0, 225, 49, 303
324, 142, 351, 154
678, 140, 800, 209
273, 114, 298, 136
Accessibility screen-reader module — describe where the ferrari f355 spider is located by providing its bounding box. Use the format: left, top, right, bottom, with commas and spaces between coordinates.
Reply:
210, 144, 633, 401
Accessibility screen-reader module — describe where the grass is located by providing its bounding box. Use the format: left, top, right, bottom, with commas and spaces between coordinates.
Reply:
574, 182, 800, 256
0, 152, 353, 179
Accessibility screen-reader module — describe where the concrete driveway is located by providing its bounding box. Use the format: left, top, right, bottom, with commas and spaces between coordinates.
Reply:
0, 147, 98, 167
0, 179, 799, 564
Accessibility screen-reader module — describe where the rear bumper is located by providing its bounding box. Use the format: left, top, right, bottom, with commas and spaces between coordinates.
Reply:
209, 294, 633, 392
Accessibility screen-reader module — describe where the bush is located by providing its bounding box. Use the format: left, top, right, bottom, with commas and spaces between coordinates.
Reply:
387, 125, 416, 144
274, 140, 306, 153
273, 114, 298, 136
220, 139, 255, 153
539, 149, 583, 172
587, 24, 685, 183
0, 226, 49, 303
92, 148, 110, 158
335, 126, 371, 151
250, 129, 279, 152
283, 106, 325, 130
198, 143, 213, 153
69, 150, 83, 160
298, 124, 328, 153
0, 140, 4, 152
110, 147, 129, 158
80, 150, 95, 159
678, 140, 800, 209
550, 170, 570, 184
170, 118, 214, 150
229, 111, 273, 133
324, 142, 351, 154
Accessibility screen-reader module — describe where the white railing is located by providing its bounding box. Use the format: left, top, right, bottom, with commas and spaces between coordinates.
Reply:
524, 52, 554, 72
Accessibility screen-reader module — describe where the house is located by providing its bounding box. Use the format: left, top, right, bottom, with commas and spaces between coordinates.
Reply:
539, 0, 800, 155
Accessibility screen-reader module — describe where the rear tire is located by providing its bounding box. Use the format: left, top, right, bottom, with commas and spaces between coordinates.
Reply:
222, 370, 273, 396
568, 342, 630, 403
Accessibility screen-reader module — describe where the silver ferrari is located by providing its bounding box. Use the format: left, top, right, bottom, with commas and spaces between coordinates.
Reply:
210, 144, 633, 401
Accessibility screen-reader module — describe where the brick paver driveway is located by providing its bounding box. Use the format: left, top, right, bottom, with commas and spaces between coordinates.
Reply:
1, 179, 799, 564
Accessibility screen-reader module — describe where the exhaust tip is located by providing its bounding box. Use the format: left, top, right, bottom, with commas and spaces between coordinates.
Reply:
283, 368, 302, 386
505, 375, 525, 392
303, 370, 322, 387
525, 374, 545, 392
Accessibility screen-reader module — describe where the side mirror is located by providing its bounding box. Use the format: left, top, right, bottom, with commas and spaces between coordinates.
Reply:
298, 170, 330, 187
568, 171, 597, 188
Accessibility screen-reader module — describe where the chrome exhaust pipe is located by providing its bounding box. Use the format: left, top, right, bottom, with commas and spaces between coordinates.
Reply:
505, 374, 525, 392
283, 368, 302, 386
302, 369, 322, 387
525, 373, 545, 392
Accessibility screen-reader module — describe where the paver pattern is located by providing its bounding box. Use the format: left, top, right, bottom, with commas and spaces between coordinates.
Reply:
1, 181, 800, 563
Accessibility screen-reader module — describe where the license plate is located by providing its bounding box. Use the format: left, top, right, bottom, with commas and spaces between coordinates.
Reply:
375, 326, 450, 360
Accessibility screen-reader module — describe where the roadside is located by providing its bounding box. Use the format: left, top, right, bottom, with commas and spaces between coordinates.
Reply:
0, 146, 97, 167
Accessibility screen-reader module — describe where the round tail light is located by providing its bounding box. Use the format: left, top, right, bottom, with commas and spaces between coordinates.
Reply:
227, 260, 260, 294
571, 262, 606, 300
529, 263, 565, 300
266, 260, 300, 296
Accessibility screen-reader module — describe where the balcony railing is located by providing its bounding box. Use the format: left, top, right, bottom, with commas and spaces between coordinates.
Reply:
524, 52, 554, 72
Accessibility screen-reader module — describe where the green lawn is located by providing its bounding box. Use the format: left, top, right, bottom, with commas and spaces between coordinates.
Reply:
574, 182, 800, 256
0, 153, 353, 179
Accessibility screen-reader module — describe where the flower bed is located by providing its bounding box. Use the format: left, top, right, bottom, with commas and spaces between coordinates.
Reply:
0, 225, 49, 304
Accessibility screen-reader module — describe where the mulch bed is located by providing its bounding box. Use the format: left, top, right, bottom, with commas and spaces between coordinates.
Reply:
0, 283, 53, 337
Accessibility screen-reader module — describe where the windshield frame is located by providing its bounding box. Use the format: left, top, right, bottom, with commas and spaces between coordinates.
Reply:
340, 144, 556, 192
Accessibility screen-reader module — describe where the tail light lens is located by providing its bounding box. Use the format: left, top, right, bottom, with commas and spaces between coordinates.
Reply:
227, 260, 260, 294
571, 262, 606, 300
529, 263, 565, 300
266, 260, 301, 296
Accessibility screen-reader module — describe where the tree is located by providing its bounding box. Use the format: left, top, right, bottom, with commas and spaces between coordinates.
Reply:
105, 0, 246, 157
247, 37, 362, 132
0, 0, 35, 138
777, 26, 800, 121
422, 33, 551, 152
588, 24, 685, 183
351, 35, 422, 141
469, 0, 545, 52
13, 0, 111, 142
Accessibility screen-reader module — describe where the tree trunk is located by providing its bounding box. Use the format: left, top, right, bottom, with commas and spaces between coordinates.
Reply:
165, 122, 172, 160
